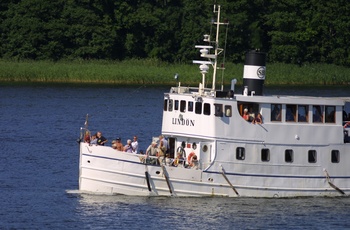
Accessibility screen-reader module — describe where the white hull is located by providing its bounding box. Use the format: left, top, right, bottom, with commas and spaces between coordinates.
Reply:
79, 143, 349, 197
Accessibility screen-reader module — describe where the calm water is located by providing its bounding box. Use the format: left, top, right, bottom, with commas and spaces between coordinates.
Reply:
1, 85, 350, 229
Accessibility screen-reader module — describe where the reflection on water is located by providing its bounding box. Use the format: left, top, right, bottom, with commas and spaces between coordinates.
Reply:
74, 194, 350, 229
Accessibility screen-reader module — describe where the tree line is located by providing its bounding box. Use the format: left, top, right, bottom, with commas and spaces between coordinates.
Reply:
0, 0, 349, 66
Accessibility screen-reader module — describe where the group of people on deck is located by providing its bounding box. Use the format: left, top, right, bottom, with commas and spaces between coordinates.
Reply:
84, 131, 108, 146
111, 135, 139, 153
84, 132, 199, 169
84, 131, 139, 153
144, 135, 199, 169
242, 107, 262, 124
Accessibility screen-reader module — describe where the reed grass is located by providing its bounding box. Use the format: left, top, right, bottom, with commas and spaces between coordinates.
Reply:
0, 59, 349, 86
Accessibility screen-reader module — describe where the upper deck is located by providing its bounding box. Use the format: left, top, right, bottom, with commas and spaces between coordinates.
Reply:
161, 86, 350, 146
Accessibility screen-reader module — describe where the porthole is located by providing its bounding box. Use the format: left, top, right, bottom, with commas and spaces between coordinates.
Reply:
202, 145, 208, 152
192, 142, 197, 150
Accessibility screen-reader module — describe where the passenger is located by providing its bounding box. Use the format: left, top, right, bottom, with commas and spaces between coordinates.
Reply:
343, 110, 348, 121
157, 140, 167, 164
286, 108, 295, 121
96, 131, 108, 146
84, 130, 91, 143
111, 140, 117, 149
90, 135, 97, 145
173, 152, 185, 167
146, 141, 158, 164
252, 113, 263, 124
298, 114, 307, 122
344, 122, 350, 128
159, 135, 168, 153
248, 108, 255, 122
191, 155, 199, 169
124, 139, 133, 153
242, 108, 249, 121
116, 137, 124, 152
271, 105, 281, 121
131, 135, 139, 153
313, 107, 323, 122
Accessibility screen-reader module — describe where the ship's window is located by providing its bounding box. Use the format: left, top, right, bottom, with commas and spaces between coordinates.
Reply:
236, 147, 245, 160
325, 106, 335, 123
174, 100, 179, 111
308, 150, 317, 163
163, 99, 168, 111
202, 145, 208, 152
180, 100, 186, 112
195, 102, 202, 114
261, 149, 270, 162
188, 101, 194, 112
313, 105, 324, 123
271, 104, 282, 122
298, 105, 308, 122
286, 104, 297, 122
214, 104, 223, 117
331, 150, 340, 163
203, 103, 211, 115
285, 149, 293, 162
169, 99, 173, 112
225, 105, 232, 117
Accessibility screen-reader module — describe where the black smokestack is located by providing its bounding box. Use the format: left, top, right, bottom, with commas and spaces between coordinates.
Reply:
242, 50, 266, 96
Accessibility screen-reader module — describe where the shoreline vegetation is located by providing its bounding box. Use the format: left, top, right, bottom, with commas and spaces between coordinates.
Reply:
0, 59, 349, 87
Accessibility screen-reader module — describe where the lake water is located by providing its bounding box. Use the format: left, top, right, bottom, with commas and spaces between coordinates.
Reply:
1, 85, 350, 229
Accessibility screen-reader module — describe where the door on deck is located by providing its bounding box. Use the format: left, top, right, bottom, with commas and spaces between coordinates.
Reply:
200, 142, 214, 170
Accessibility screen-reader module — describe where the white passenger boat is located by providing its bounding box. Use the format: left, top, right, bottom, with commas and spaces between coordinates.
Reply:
78, 4, 350, 197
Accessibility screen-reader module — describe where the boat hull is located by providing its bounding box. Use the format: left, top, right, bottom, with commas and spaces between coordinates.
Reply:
79, 143, 349, 197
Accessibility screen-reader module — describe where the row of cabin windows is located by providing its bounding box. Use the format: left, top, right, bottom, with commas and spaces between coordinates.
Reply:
165, 99, 336, 124
164, 99, 232, 117
236, 147, 340, 163
271, 104, 336, 123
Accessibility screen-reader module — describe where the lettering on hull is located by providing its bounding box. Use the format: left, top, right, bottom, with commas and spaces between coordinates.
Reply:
172, 118, 195, 126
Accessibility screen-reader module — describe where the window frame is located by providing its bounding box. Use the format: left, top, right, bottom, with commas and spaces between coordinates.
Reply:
331, 150, 340, 163
261, 149, 270, 162
214, 103, 223, 117
285, 149, 294, 163
236, 147, 245, 160
308, 150, 317, 163
325, 106, 336, 123
180, 100, 186, 112
271, 104, 282, 122
195, 102, 202, 114
188, 101, 194, 112
203, 103, 211, 116
168, 99, 173, 112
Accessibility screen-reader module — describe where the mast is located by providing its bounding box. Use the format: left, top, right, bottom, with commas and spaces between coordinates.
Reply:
193, 4, 228, 95
212, 4, 220, 92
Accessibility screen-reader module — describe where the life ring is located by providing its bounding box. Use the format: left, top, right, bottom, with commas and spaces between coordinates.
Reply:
187, 152, 196, 165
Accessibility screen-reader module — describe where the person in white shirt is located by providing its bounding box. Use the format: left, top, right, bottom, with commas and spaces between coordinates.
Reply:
131, 135, 139, 153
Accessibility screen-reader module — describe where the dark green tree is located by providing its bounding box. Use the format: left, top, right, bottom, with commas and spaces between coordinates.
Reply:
0, 0, 66, 60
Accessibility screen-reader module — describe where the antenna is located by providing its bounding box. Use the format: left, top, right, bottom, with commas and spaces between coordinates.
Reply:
193, 4, 228, 95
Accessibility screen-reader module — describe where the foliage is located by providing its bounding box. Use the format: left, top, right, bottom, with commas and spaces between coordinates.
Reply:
0, 0, 349, 66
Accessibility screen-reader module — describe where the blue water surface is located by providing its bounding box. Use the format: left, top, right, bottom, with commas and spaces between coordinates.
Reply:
0, 85, 350, 229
